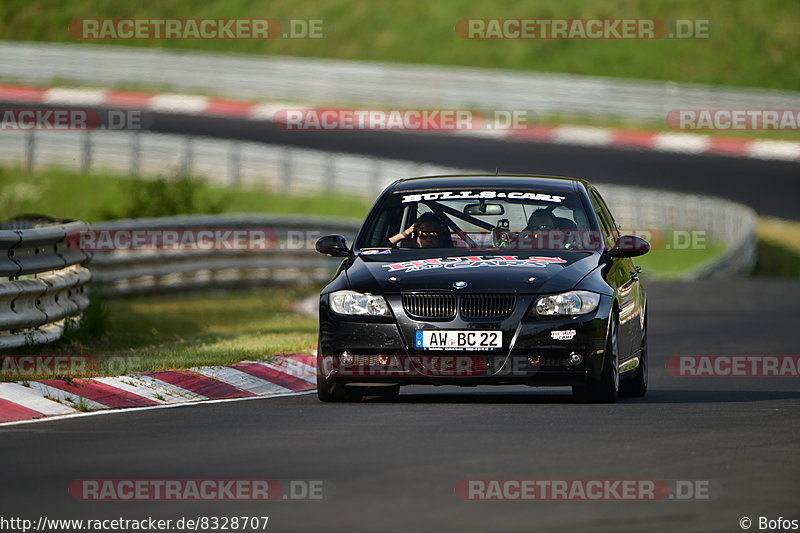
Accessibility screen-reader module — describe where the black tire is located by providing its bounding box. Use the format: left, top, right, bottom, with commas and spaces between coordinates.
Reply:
620, 316, 648, 398
573, 316, 619, 403
316, 376, 363, 402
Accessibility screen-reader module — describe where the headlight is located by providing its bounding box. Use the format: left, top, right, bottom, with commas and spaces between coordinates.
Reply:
329, 290, 391, 316
531, 291, 600, 316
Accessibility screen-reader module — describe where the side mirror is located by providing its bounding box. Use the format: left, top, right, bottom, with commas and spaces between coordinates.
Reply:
316, 234, 349, 257
608, 235, 650, 258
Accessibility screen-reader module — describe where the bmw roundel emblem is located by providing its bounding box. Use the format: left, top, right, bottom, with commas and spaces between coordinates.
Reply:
453, 281, 468, 289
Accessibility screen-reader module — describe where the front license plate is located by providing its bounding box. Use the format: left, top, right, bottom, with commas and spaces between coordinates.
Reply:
415, 330, 502, 351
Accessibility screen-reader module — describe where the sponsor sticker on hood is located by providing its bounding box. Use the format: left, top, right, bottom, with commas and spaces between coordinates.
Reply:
382, 255, 567, 273
551, 329, 577, 341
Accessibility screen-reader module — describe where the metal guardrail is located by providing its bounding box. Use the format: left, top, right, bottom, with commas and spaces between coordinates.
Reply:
0, 41, 764, 348
86, 186, 757, 297
0, 218, 91, 350
0, 129, 470, 199
2, 42, 799, 122
1, 125, 759, 281
597, 184, 757, 279
89, 214, 361, 295
0, 187, 757, 348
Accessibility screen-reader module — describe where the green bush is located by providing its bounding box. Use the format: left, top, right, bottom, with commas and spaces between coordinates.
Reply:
102, 174, 229, 220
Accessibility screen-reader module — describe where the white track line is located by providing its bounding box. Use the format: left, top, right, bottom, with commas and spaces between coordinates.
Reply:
748, 140, 800, 160
257, 360, 317, 384
44, 87, 109, 106
193, 366, 294, 395
0, 390, 315, 427
652, 133, 712, 154
3, 83, 798, 161
0, 383, 77, 415
26, 381, 107, 411
249, 103, 308, 121
266, 358, 316, 383
131, 374, 209, 401
149, 93, 210, 114
93, 376, 178, 405
553, 126, 615, 146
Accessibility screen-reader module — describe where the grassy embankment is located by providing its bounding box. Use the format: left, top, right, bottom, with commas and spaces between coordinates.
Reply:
0, 0, 798, 138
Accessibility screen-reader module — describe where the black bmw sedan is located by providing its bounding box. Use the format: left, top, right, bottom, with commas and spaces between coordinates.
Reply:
315, 174, 649, 403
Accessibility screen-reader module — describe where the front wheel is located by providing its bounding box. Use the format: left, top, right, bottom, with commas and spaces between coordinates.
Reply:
620, 317, 647, 398
317, 376, 363, 402
573, 317, 619, 403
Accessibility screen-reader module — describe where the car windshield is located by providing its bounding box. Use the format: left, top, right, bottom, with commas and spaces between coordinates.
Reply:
356, 188, 603, 251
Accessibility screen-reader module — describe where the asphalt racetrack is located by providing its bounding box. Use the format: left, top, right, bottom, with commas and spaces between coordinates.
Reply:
1, 101, 798, 220
1, 279, 798, 532
147, 112, 800, 220
1, 105, 798, 531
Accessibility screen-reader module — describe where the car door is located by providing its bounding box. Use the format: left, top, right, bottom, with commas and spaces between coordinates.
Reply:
589, 188, 641, 358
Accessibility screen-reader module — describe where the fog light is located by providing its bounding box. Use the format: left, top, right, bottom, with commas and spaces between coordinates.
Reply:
341, 351, 354, 365
568, 352, 583, 366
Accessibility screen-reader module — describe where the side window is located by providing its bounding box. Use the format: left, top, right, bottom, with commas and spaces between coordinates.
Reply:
589, 190, 617, 248
593, 190, 620, 239
361, 204, 404, 247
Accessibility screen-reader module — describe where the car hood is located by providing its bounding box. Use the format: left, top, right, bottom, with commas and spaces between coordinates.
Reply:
343, 250, 602, 294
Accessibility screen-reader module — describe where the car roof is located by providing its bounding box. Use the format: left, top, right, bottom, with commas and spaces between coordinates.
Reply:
387, 174, 586, 194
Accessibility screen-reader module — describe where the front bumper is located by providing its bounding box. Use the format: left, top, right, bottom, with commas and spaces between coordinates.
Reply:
318, 293, 612, 387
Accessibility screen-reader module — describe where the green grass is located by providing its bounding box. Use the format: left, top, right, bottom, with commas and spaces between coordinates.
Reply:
0, 164, 748, 380
754, 217, 800, 278
636, 241, 726, 280
0, 166, 372, 222
534, 113, 800, 143
14, 243, 727, 378
18, 242, 723, 377
1, 165, 726, 281
36, 287, 320, 376
0, 0, 797, 90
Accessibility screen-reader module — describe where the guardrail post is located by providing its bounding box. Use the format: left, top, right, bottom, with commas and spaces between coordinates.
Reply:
229, 141, 241, 186
24, 130, 35, 173
372, 159, 382, 198
325, 153, 335, 192
129, 131, 141, 176
81, 130, 92, 172
281, 146, 292, 194
181, 137, 193, 176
